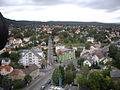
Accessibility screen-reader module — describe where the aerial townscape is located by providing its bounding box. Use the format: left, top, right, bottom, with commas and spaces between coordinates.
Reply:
0, 0, 120, 90
0, 12, 120, 90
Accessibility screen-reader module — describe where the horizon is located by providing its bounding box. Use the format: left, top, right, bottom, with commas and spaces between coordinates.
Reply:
0, 0, 120, 23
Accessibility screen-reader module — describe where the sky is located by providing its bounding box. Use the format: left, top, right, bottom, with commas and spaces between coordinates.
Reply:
0, 0, 120, 23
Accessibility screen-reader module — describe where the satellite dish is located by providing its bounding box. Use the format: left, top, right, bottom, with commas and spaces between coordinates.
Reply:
0, 12, 8, 50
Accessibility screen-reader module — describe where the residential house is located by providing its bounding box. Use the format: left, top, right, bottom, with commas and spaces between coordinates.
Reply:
90, 42, 101, 51
0, 58, 11, 66
8, 37, 22, 45
23, 37, 30, 42
82, 51, 106, 67
41, 41, 46, 46
19, 49, 45, 68
53, 36, 59, 42
8, 37, 15, 45
55, 44, 65, 53
0, 65, 13, 75
23, 64, 40, 80
57, 48, 75, 63
14, 38, 22, 44
72, 46, 85, 52
75, 29, 80, 34
9, 69, 26, 80
83, 60, 92, 67
87, 37, 94, 43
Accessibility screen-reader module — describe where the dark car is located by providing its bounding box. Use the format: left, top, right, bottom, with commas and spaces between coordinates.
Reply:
47, 79, 51, 84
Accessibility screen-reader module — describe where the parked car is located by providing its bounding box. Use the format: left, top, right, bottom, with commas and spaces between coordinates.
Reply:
41, 85, 45, 90
47, 79, 51, 84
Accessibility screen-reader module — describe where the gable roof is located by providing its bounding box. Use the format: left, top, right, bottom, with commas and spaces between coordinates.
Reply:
23, 64, 39, 75
94, 51, 104, 59
9, 69, 21, 75
0, 65, 13, 72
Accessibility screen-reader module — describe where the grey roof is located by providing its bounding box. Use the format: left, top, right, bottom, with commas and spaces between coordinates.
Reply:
65, 85, 79, 90
110, 70, 120, 78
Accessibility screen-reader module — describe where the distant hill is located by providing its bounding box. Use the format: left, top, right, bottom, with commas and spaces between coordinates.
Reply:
4, 18, 120, 26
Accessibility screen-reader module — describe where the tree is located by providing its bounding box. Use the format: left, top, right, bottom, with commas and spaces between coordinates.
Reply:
75, 51, 81, 57
109, 45, 117, 59
66, 62, 76, 71
12, 80, 25, 89
74, 74, 89, 87
0, 52, 10, 58
24, 75, 32, 84
85, 42, 91, 50
9, 52, 20, 62
88, 71, 110, 90
64, 70, 76, 84
77, 58, 85, 67
1, 76, 12, 90
52, 66, 64, 85
113, 52, 120, 69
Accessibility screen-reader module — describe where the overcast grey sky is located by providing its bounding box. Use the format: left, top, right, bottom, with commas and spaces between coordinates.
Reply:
0, 0, 120, 23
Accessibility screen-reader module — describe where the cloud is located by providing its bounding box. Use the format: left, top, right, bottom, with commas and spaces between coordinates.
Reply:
0, 0, 120, 22
79, 0, 120, 12
0, 0, 120, 12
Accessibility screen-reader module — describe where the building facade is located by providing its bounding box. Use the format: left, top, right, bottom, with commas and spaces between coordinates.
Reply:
57, 48, 75, 63
19, 49, 45, 68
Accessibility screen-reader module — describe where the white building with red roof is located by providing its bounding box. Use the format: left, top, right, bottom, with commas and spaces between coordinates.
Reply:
0, 65, 13, 75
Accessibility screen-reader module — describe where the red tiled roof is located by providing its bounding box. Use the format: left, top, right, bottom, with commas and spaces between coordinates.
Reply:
10, 69, 21, 75
0, 65, 13, 72
8, 37, 15, 40
15, 38, 21, 41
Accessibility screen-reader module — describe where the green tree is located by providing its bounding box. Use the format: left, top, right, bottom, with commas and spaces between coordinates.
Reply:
52, 66, 64, 85
0, 52, 10, 58
88, 71, 109, 90
1, 76, 12, 90
12, 80, 25, 89
24, 75, 32, 84
66, 62, 76, 71
10, 52, 20, 62
85, 42, 91, 50
109, 45, 117, 59
74, 74, 88, 87
113, 52, 120, 69
64, 70, 76, 84
77, 58, 85, 67
75, 51, 81, 57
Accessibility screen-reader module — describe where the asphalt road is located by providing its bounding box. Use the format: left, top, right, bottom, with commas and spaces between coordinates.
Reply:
24, 68, 54, 90
47, 37, 54, 65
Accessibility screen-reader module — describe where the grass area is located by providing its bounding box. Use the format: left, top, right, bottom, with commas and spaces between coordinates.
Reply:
65, 43, 85, 47
101, 43, 109, 47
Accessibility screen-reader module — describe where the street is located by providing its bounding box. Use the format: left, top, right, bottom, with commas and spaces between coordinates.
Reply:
24, 37, 55, 90
24, 68, 54, 90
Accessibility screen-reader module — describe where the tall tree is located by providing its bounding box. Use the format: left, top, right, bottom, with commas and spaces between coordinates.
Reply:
109, 45, 117, 59
52, 66, 64, 85
77, 58, 85, 67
